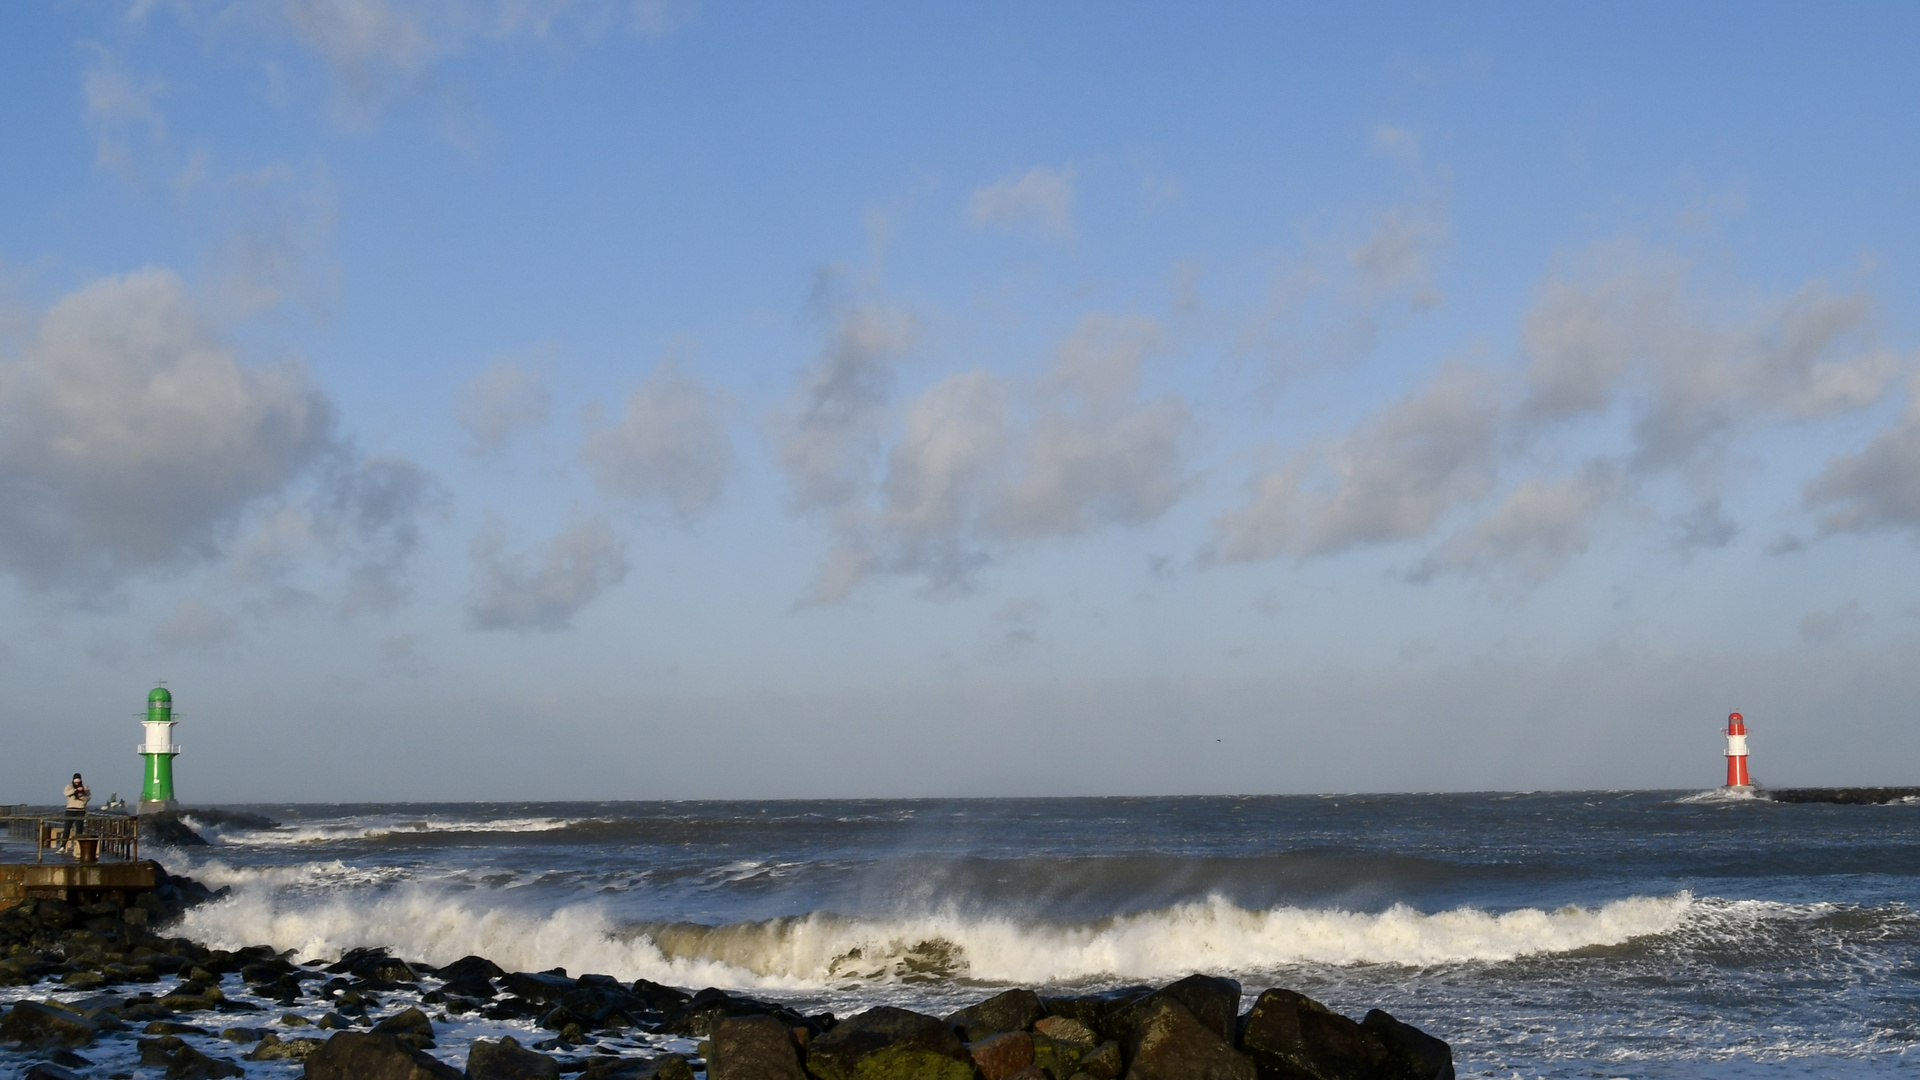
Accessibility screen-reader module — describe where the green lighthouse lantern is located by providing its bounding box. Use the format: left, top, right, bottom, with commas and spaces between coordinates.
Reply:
138, 685, 180, 814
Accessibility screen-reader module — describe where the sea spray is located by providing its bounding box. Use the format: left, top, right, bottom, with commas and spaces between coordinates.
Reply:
175, 879, 1696, 988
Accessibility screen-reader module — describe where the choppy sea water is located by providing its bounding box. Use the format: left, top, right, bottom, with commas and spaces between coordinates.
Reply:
5, 791, 1920, 1078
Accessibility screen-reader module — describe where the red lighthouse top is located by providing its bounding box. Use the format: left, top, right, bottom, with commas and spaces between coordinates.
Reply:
1727, 712, 1746, 735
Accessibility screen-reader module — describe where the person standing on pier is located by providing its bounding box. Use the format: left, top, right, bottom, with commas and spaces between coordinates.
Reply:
63, 773, 89, 841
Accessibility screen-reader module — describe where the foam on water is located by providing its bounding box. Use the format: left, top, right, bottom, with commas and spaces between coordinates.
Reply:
173, 876, 1698, 990
182, 814, 587, 845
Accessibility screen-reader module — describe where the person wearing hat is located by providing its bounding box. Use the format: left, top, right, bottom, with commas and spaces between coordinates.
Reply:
62, 773, 89, 844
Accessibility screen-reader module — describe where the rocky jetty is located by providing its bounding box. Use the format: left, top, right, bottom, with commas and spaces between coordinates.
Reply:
0, 872, 1454, 1080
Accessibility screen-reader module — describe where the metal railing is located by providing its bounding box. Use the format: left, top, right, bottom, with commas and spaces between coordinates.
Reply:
2, 814, 140, 864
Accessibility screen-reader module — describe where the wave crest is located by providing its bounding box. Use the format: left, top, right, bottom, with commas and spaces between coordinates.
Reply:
173, 887, 1695, 988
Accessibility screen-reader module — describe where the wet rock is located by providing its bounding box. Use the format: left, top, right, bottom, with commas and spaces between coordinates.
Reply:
146, 1021, 212, 1035
501, 970, 578, 1003
708, 1014, 805, 1080
247, 1031, 325, 1061
805, 1005, 975, 1080
221, 1026, 266, 1042
138, 1034, 245, 1078
580, 1055, 696, 1080
660, 987, 810, 1038
1, 1001, 99, 1048
59, 970, 106, 991
373, 1005, 437, 1048
967, 1030, 1035, 1080
1237, 988, 1381, 1080
467, 1035, 562, 1080
326, 946, 421, 984
439, 954, 507, 985
948, 988, 1045, 1041
1038, 986, 1150, 1042
1362, 1010, 1455, 1080
1120, 996, 1254, 1080
140, 813, 210, 847
304, 1030, 464, 1080
23, 1064, 85, 1080
1032, 1016, 1098, 1045
630, 978, 692, 1012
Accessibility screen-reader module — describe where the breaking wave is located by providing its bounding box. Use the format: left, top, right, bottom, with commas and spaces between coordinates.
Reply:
172, 885, 1697, 990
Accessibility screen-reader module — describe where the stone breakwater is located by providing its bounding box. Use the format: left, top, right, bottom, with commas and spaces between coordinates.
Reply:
0, 874, 1454, 1080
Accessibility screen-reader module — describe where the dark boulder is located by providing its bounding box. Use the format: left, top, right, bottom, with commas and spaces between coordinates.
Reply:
500, 970, 579, 1003
1120, 996, 1255, 1080
23, 1064, 86, 1080
967, 1030, 1035, 1080
708, 1014, 806, 1080
1109, 975, 1242, 1047
437, 954, 507, 985
138, 1034, 245, 1078
1038, 985, 1151, 1041
580, 1055, 696, 1080
140, 813, 210, 847
373, 1005, 436, 1048
1, 1001, 99, 1048
467, 1035, 563, 1080
630, 978, 692, 1012
947, 987, 1044, 1040
303, 1030, 464, 1080
805, 1005, 975, 1080
1238, 988, 1382, 1080
660, 987, 811, 1037
1362, 1010, 1455, 1080
246, 1032, 326, 1061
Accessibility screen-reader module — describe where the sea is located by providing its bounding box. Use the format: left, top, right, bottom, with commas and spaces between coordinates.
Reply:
4, 790, 1919, 1079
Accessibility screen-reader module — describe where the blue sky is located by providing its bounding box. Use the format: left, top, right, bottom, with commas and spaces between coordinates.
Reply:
3, 2, 1918, 800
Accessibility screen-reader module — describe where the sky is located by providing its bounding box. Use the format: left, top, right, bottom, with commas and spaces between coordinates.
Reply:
2, 2, 1919, 802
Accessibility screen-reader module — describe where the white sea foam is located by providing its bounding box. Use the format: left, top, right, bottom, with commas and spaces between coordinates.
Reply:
1674, 788, 1766, 804
183, 815, 588, 846
172, 884, 1698, 990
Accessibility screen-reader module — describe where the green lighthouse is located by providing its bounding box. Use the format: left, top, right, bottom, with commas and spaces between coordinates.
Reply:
138, 686, 180, 814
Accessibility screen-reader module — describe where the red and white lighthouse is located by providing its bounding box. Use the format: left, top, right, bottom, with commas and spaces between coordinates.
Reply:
1724, 711, 1751, 789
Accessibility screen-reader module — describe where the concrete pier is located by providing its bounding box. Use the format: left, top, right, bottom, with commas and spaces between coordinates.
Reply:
0, 859, 159, 909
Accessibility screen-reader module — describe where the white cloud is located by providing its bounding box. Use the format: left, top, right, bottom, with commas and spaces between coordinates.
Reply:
1519, 242, 1899, 469
151, 597, 240, 653
992, 315, 1191, 538
1410, 465, 1620, 584
584, 360, 732, 520
776, 299, 918, 515
278, 0, 700, 125
1800, 601, 1869, 644
0, 269, 335, 589
311, 454, 447, 613
468, 516, 629, 632
969, 166, 1075, 235
1210, 363, 1501, 563
1805, 380, 1920, 537
1348, 205, 1446, 308
455, 358, 551, 456
82, 49, 165, 172
794, 314, 1194, 602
